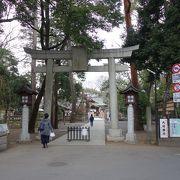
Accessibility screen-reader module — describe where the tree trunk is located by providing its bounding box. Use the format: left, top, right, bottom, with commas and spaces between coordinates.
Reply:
52, 74, 59, 129
28, 1, 53, 133
31, 7, 38, 108
123, 0, 132, 29
69, 72, 77, 123
162, 73, 171, 117
28, 77, 45, 133
123, 0, 142, 130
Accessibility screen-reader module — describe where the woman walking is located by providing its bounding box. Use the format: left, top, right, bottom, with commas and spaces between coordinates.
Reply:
89, 114, 94, 127
38, 113, 53, 148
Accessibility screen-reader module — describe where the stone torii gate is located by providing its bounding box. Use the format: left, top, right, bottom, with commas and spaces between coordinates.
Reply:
24, 45, 139, 141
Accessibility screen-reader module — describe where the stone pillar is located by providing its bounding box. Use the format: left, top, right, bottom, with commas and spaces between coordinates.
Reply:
20, 104, 31, 142
146, 106, 152, 143
125, 104, 137, 144
107, 57, 124, 141
44, 59, 54, 118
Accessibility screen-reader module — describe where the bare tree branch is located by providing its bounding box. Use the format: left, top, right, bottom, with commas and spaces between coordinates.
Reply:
22, 20, 41, 33
48, 35, 69, 50
0, 18, 17, 23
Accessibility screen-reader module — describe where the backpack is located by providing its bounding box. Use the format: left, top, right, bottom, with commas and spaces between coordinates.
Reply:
90, 116, 94, 121
39, 121, 45, 131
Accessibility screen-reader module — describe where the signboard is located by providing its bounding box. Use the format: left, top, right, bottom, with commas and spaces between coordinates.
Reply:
169, 118, 180, 137
172, 64, 180, 102
72, 47, 88, 71
160, 119, 169, 138
158, 100, 174, 112
172, 63, 180, 74
172, 73, 180, 83
173, 92, 180, 102
173, 83, 180, 92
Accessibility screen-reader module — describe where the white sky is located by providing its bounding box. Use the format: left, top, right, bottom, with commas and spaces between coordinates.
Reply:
82, 27, 125, 90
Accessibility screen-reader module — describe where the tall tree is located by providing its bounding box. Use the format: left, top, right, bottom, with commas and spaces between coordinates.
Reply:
3, 0, 123, 132
123, 0, 180, 117
129, 0, 180, 72
123, 0, 142, 130
0, 48, 29, 121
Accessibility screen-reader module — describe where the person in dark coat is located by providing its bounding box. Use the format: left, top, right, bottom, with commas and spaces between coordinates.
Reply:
89, 114, 94, 127
38, 113, 53, 148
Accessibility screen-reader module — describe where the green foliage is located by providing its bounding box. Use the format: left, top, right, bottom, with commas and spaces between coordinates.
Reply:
123, 0, 180, 76
122, 0, 180, 117
74, 82, 83, 97
2, 0, 124, 104
3, 0, 123, 50
117, 93, 126, 115
51, 0, 123, 50
76, 72, 85, 82
0, 48, 29, 110
137, 71, 153, 123
0, 1, 6, 19
0, 48, 18, 75
57, 72, 71, 101
139, 90, 150, 124
0, 1, 124, 129
56, 72, 83, 101
99, 74, 128, 115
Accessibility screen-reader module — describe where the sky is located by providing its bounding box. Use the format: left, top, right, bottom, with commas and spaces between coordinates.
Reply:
82, 27, 125, 90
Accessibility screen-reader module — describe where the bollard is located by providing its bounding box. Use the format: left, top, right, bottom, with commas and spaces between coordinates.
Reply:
79, 126, 81, 140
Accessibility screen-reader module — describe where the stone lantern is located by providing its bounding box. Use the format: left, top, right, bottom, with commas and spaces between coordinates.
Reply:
17, 85, 37, 142
121, 83, 138, 144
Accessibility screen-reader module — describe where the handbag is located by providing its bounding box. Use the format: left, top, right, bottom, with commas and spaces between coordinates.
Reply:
50, 132, 55, 137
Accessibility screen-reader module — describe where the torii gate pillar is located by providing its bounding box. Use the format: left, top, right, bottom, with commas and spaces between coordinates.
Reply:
107, 57, 124, 141
44, 59, 54, 116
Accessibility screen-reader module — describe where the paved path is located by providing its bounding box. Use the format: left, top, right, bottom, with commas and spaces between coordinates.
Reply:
50, 118, 105, 146
1, 140, 180, 180
1, 118, 180, 180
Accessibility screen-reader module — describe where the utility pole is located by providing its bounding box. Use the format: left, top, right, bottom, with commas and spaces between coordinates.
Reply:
147, 69, 159, 145
123, 0, 142, 130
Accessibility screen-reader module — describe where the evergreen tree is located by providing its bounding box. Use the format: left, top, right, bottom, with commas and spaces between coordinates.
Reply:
0, 48, 29, 121
124, 0, 180, 74
123, 0, 180, 116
